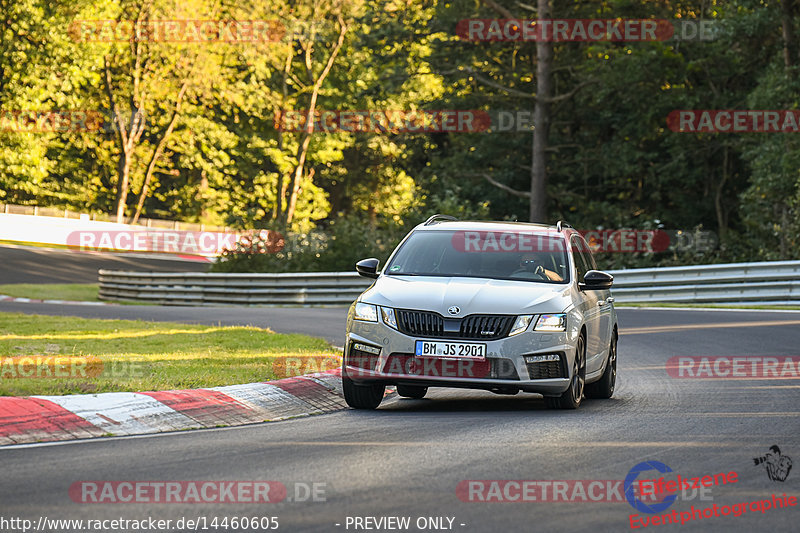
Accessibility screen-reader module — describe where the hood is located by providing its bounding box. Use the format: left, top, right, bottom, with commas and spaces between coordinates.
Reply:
360, 275, 570, 316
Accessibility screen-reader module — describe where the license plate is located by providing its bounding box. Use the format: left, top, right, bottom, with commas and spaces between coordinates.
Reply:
414, 340, 486, 360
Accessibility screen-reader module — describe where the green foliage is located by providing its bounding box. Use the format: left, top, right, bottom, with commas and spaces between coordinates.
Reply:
213, 215, 408, 272
2, 0, 799, 271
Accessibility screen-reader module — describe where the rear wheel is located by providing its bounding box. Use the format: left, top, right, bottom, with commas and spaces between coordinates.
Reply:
397, 384, 427, 399
545, 334, 586, 409
586, 333, 617, 399
343, 374, 385, 409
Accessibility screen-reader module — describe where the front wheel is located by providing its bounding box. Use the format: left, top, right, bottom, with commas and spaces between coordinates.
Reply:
545, 334, 586, 410
343, 374, 385, 409
586, 334, 617, 399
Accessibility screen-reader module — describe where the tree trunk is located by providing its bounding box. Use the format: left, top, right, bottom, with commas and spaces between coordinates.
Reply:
274, 49, 294, 223
530, 0, 553, 223
104, 38, 147, 224
132, 80, 190, 224
714, 145, 729, 242
286, 130, 314, 224
287, 167, 314, 224
780, 0, 795, 256
116, 156, 132, 223
781, 0, 796, 71
199, 171, 209, 221
780, 205, 788, 258
281, 17, 348, 226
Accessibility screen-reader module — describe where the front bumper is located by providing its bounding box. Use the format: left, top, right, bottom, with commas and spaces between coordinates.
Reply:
345, 317, 576, 395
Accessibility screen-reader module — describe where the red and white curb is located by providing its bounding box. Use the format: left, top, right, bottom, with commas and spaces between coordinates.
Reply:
0, 370, 346, 446
0, 294, 109, 306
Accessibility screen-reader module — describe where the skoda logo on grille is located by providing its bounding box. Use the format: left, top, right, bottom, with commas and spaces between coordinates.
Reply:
448, 306, 460, 315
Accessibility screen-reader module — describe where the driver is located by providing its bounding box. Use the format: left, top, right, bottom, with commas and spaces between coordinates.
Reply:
517, 253, 564, 281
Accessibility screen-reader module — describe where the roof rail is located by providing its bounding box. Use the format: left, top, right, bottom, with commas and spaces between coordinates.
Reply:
424, 214, 458, 226
556, 220, 573, 231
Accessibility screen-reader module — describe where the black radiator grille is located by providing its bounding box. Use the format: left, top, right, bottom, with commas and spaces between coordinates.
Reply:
396, 310, 514, 340
397, 310, 444, 337
459, 315, 515, 339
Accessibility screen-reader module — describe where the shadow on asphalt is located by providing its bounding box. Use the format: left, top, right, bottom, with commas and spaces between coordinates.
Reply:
368, 391, 628, 413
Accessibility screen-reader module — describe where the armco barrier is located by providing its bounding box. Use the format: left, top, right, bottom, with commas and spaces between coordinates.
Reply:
98, 271, 372, 305
606, 261, 800, 305
98, 261, 800, 306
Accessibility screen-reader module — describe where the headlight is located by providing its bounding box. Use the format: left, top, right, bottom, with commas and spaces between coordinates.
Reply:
534, 313, 567, 332
380, 307, 398, 329
509, 315, 534, 336
354, 302, 378, 322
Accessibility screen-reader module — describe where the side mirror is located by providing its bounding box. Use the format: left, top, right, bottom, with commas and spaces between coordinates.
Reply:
579, 270, 613, 291
356, 258, 380, 279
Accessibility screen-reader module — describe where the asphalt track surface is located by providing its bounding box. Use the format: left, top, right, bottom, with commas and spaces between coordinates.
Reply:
0, 244, 208, 284
1, 305, 799, 532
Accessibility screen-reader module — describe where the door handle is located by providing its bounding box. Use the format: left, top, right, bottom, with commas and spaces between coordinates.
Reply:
598, 297, 614, 306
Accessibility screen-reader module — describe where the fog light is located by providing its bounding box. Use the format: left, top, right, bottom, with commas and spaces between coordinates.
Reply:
353, 343, 381, 355
525, 354, 560, 363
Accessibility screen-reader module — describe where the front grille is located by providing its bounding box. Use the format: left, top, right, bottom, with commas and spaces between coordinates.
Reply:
396, 310, 515, 340
460, 315, 515, 339
526, 354, 566, 379
383, 354, 518, 380
397, 310, 444, 337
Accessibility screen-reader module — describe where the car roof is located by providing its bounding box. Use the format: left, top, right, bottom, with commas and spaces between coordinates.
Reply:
413, 220, 576, 236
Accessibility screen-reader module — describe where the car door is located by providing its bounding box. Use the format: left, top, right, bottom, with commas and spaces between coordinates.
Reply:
581, 246, 613, 372
571, 236, 603, 373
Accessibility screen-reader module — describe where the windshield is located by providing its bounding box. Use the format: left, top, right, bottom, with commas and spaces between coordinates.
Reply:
385, 229, 570, 283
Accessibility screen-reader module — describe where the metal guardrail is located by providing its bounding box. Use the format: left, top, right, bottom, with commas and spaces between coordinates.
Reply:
98, 261, 800, 306
98, 271, 371, 305
607, 261, 800, 304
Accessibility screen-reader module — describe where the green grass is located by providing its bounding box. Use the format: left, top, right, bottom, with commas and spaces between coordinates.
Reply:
617, 302, 800, 311
0, 283, 99, 302
0, 312, 340, 396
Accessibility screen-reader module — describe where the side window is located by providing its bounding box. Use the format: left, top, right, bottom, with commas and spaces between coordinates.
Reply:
571, 237, 589, 282
582, 248, 597, 272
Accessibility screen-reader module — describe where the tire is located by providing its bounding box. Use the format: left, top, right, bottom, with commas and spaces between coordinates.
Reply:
545, 333, 586, 409
342, 374, 385, 409
586, 333, 617, 399
397, 384, 427, 399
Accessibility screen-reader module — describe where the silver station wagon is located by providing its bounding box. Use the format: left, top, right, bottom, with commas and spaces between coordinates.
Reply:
343, 215, 618, 410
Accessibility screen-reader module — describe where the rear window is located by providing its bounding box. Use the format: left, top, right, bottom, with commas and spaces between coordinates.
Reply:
385, 229, 569, 284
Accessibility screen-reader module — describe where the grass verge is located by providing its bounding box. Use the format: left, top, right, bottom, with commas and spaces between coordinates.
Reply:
0, 312, 340, 396
0, 283, 100, 302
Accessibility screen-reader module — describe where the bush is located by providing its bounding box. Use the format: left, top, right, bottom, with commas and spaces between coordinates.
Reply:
211, 216, 411, 273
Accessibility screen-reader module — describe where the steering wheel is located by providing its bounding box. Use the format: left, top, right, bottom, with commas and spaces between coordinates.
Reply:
511, 265, 549, 280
